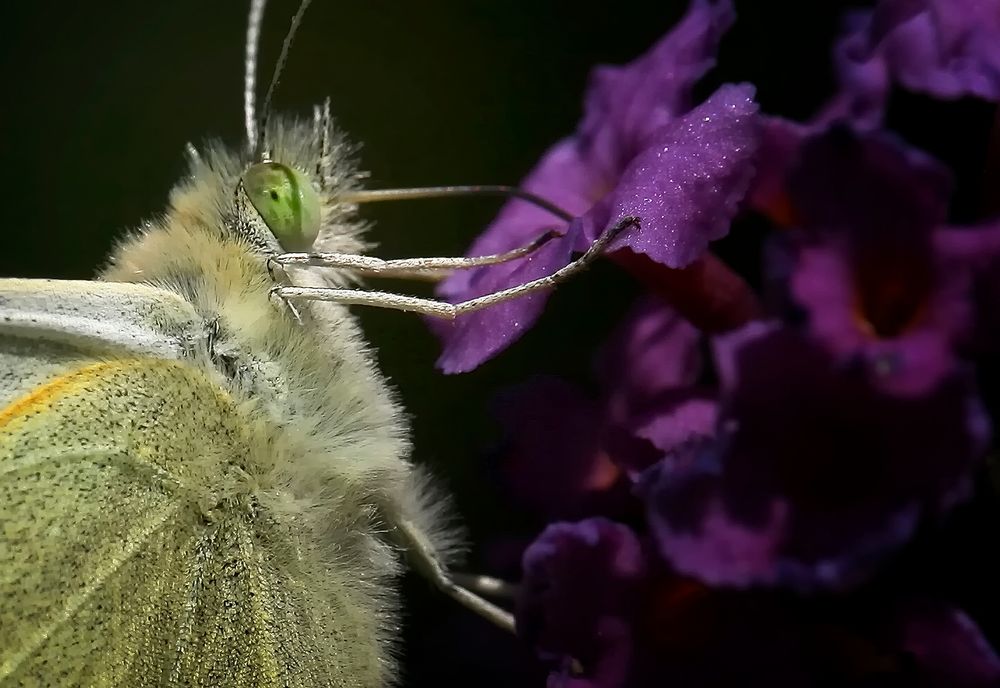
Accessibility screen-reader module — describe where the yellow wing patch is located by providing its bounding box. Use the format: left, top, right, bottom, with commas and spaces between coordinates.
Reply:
0, 355, 386, 687
0, 360, 147, 429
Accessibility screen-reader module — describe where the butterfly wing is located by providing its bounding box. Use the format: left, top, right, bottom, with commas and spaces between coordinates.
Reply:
0, 279, 387, 688
0, 278, 209, 362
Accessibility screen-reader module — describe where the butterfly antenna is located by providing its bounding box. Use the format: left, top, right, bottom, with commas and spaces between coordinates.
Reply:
245, 0, 268, 151
341, 185, 575, 222
258, 0, 314, 143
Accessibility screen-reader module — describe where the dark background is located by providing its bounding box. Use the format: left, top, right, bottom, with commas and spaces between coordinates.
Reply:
8, 1, 997, 684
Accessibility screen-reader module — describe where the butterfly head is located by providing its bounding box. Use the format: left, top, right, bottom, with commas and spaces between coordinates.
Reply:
229, 0, 363, 257
230, 103, 362, 256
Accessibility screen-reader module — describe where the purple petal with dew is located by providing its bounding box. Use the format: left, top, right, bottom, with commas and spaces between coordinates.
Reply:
431, 1, 744, 373
592, 83, 760, 269
581, 0, 737, 162
443, 0, 737, 306
440, 0, 740, 307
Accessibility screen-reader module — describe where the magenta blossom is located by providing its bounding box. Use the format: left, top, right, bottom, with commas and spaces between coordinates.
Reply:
837, 0, 1000, 106
518, 518, 1000, 688
492, 297, 714, 522
431, 0, 759, 373
751, 0, 1000, 227
785, 127, 974, 396
638, 321, 989, 592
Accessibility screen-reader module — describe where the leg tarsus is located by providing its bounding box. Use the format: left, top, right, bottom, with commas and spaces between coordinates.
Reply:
270, 226, 563, 277
450, 573, 519, 600
272, 216, 639, 318
396, 518, 516, 634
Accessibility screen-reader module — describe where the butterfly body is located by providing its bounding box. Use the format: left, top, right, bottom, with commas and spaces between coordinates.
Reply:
0, 117, 447, 687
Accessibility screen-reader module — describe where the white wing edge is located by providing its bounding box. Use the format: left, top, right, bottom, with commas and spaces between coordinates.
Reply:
0, 278, 207, 360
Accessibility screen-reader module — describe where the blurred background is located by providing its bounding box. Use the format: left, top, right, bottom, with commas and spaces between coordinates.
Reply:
4, 0, 996, 684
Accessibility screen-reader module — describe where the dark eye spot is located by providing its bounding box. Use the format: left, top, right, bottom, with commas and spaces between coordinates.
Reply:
269, 190, 280, 201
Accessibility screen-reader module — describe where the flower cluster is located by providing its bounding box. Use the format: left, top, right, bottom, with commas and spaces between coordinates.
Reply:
428, 0, 1000, 685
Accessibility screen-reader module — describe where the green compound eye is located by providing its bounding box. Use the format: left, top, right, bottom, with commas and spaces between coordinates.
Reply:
242, 162, 321, 251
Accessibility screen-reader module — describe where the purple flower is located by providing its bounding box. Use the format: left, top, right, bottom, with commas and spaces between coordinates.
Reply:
517, 519, 647, 688
578, 84, 759, 266
751, 0, 1000, 226
933, 218, 1000, 353
592, 297, 717, 476
517, 518, 1000, 687
493, 375, 629, 522
493, 297, 715, 521
431, 0, 760, 373
837, 0, 1000, 104
785, 127, 973, 396
638, 321, 990, 592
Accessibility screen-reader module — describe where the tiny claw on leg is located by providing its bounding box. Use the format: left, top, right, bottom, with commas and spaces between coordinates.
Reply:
451, 573, 520, 601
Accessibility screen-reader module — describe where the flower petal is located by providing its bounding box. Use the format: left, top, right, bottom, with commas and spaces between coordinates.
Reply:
439, 0, 738, 307
492, 376, 627, 520
580, 0, 737, 164
433, 225, 580, 373
593, 295, 703, 417
630, 393, 718, 458
785, 128, 968, 395
897, 602, 1000, 687
640, 323, 989, 591
437, 138, 598, 302
518, 519, 647, 688
839, 0, 1000, 102
593, 83, 760, 268
787, 126, 953, 235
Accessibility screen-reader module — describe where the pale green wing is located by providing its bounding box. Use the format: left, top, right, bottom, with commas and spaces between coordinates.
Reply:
0, 280, 386, 688
0, 278, 209, 363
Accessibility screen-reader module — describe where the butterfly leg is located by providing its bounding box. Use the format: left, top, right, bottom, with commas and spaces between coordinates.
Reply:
268, 229, 562, 282
271, 216, 637, 316
395, 518, 516, 633
450, 573, 519, 600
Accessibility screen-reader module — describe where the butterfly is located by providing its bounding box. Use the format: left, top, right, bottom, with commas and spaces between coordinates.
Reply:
0, 1, 630, 685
